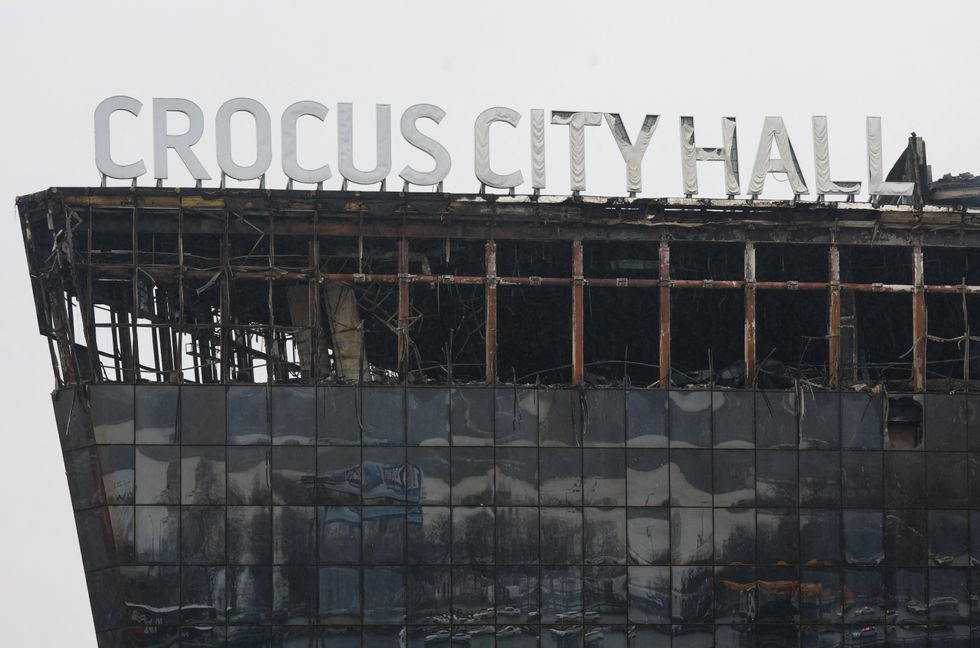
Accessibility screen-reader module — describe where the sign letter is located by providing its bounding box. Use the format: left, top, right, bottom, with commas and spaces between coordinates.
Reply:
474, 107, 523, 189
399, 104, 452, 187
604, 113, 659, 194
551, 111, 602, 192
153, 98, 210, 181
680, 116, 739, 196
747, 116, 808, 196
281, 101, 332, 185
95, 96, 146, 180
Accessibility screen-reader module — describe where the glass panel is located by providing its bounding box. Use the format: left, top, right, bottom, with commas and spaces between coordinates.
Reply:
671, 566, 712, 623
452, 507, 495, 565
107, 505, 135, 566
627, 508, 669, 565
52, 387, 94, 450
757, 565, 799, 624
135, 385, 177, 444
929, 568, 969, 624
929, 510, 968, 567
135, 445, 179, 505
407, 387, 449, 446
714, 508, 755, 565
319, 566, 360, 624
927, 452, 968, 508
584, 507, 626, 565
75, 508, 112, 571
583, 448, 625, 506
842, 567, 883, 623
756, 390, 797, 448
180, 385, 226, 445
800, 392, 839, 449
90, 384, 135, 444
757, 449, 797, 506
181, 566, 225, 625
669, 449, 712, 507
270, 386, 315, 445
452, 447, 494, 505
584, 565, 626, 622
497, 507, 540, 564
496, 567, 540, 624
541, 508, 583, 564
671, 508, 713, 565
925, 393, 968, 450
227, 446, 271, 505
886, 509, 927, 567
885, 452, 926, 508
496, 447, 538, 505
452, 566, 493, 624
408, 446, 450, 505
583, 390, 625, 446
271, 445, 315, 505
626, 449, 668, 507
407, 506, 450, 565
541, 566, 582, 623
317, 446, 361, 505
757, 509, 798, 566
319, 505, 360, 564
181, 445, 226, 505
801, 510, 841, 566
714, 565, 755, 623
540, 448, 583, 506
799, 451, 840, 507
495, 388, 537, 446
364, 567, 405, 623
363, 506, 406, 564
887, 567, 927, 624
628, 566, 669, 623
843, 510, 883, 565
539, 389, 582, 447
841, 393, 883, 449
842, 451, 882, 508
64, 446, 105, 510
362, 387, 405, 445
227, 386, 270, 445
713, 449, 754, 507
407, 565, 450, 623
181, 505, 225, 564
451, 387, 491, 446
273, 505, 314, 564
227, 506, 271, 564
669, 391, 711, 448
135, 505, 178, 563
626, 390, 668, 447
318, 385, 359, 445
99, 445, 134, 505
227, 566, 271, 624
713, 391, 754, 448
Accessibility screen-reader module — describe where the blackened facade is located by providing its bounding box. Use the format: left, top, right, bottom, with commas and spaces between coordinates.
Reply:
19, 179, 980, 647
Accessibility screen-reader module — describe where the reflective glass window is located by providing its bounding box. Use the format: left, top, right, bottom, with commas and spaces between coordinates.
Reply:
227, 446, 271, 505
451, 566, 492, 624
843, 510, 883, 565
626, 449, 668, 507
841, 393, 883, 449
756, 391, 797, 449
319, 505, 360, 564
713, 565, 755, 623
584, 507, 626, 565
65, 446, 104, 510
227, 506, 271, 564
496, 567, 540, 624
451, 447, 493, 505
842, 451, 882, 508
181, 505, 225, 564
927, 452, 968, 508
801, 510, 841, 566
135, 385, 177, 444
713, 449, 754, 507
713, 391, 754, 448
272, 446, 315, 505
800, 567, 839, 623
362, 447, 409, 505
317, 446, 361, 505
181, 566, 225, 625
496, 447, 538, 505
714, 508, 756, 565
408, 388, 449, 446
842, 567, 883, 623
452, 507, 495, 564
318, 566, 360, 624
540, 448, 583, 506
669, 449, 712, 507
273, 566, 316, 625
541, 508, 582, 564
584, 565, 626, 622
583, 448, 625, 506
180, 385, 225, 445
885, 452, 926, 508
925, 394, 968, 450
273, 505, 314, 564
90, 384, 134, 444
361, 387, 405, 446
495, 388, 537, 446
180, 445, 225, 505
928, 568, 969, 624
627, 508, 669, 565
270, 386, 315, 445
886, 509, 928, 567
135, 445, 179, 505
799, 451, 840, 507
539, 389, 581, 447
583, 390, 625, 446
627, 390, 668, 448
363, 506, 405, 564
671, 566, 712, 623
669, 391, 711, 448
227, 386, 270, 445
317, 386, 359, 445
407, 506, 450, 565
135, 505, 178, 563
450, 387, 491, 446
800, 392, 839, 449
497, 506, 540, 564
757, 449, 797, 506
407, 565, 450, 623
757, 509, 798, 565
671, 507, 713, 565
227, 566, 271, 624
541, 566, 581, 623
886, 567, 927, 624
408, 446, 449, 505
98, 445, 134, 505
929, 510, 968, 567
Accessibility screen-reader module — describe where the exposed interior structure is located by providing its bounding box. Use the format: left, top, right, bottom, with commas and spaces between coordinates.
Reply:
18, 178, 980, 394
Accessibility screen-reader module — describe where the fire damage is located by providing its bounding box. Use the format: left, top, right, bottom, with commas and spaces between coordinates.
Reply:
18, 137, 980, 395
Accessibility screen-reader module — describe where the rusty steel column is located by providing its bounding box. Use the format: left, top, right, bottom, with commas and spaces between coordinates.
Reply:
485, 241, 497, 384
398, 237, 410, 379
828, 246, 841, 389
659, 241, 671, 388
913, 246, 926, 391
744, 242, 757, 388
572, 240, 585, 386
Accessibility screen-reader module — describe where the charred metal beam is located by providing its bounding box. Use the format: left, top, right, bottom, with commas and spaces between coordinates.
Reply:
572, 240, 584, 386
485, 241, 497, 384
828, 246, 841, 389
744, 242, 757, 388
659, 241, 671, 388
912, 246, 926, 391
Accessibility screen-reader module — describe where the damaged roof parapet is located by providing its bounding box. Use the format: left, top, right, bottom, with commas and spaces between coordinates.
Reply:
18, 183, 980, 393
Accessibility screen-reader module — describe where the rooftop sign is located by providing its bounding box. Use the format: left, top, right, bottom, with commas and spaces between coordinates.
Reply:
94, 96, 914, 200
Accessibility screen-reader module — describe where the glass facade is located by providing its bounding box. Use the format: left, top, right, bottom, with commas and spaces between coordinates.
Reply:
55, 384, 980, 647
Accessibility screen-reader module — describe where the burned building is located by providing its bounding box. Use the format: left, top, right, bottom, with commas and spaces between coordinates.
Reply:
18, 143, 980, 647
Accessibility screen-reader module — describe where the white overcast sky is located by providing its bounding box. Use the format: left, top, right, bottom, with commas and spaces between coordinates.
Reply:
2, 0, 980, 643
